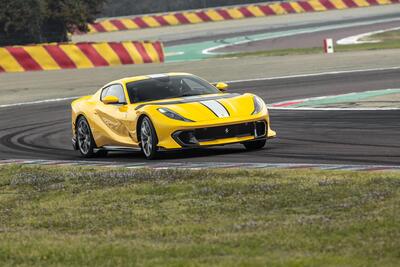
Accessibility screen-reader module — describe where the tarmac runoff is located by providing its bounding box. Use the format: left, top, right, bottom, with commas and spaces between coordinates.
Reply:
270, 88, 400, 110
337, 26, 400, 44
164, 17, 400, 62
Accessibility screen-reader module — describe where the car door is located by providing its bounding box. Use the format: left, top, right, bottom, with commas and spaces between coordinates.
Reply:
95, 84, 133, 145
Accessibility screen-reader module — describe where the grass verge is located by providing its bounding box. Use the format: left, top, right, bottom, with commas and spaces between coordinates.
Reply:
0, 165, 399, 266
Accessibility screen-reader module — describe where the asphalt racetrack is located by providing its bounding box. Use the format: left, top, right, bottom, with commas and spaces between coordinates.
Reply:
1, 68, 399, 165
1, 5, 400, 166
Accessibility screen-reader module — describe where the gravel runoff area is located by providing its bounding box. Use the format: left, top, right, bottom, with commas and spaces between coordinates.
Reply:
1, 49, 400, 106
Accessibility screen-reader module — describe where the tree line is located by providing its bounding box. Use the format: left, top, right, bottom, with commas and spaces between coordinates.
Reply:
0, 0, 105, 46
0, 0, 271, 46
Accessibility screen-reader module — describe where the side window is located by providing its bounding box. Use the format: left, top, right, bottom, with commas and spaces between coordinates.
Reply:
101, 84, 126, 103
100, 87, 110, 100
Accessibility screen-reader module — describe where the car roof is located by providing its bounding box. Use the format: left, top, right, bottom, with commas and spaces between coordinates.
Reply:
103, 72, 194, 88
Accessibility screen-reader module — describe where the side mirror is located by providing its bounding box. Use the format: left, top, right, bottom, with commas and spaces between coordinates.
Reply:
215, 82, 228, 91
102, 95, 120, 105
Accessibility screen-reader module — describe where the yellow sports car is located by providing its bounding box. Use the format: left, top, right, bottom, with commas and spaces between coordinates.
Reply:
71, 73, 276, 159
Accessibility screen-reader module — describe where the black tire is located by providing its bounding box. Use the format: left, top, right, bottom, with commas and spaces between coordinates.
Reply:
243, 139, 266, 150
76, 116, 97, 158
140, 117, 159, 160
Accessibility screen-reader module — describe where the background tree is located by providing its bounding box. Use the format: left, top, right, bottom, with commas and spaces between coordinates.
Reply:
42, 0, 106, 43
0, 0, 106, 46
0, 0, 44, 45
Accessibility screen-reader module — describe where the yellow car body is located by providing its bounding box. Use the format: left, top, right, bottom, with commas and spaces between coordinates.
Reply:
71, 73, 276, 159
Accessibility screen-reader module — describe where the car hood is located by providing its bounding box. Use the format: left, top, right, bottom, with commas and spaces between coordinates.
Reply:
136, 93, 256, 122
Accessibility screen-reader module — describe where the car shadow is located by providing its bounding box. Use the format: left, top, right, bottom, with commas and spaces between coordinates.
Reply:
103, 145, 257, 161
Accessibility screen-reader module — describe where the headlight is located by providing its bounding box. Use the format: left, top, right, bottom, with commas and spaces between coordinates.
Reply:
252, 96, 265, 115
158, 108, 194, 122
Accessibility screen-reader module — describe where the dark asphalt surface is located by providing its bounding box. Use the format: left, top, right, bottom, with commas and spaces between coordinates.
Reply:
1, 68, 399, 165
217, 19, 400, 53
166, 12, 400, 46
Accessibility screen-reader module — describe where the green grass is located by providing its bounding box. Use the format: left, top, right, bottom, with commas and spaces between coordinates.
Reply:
0, 165, 400, 266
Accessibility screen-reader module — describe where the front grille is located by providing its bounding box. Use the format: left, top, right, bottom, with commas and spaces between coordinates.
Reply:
173, 121, 267, 146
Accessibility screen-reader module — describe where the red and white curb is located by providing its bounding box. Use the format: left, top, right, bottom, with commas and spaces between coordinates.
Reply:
0, 159, 399, 172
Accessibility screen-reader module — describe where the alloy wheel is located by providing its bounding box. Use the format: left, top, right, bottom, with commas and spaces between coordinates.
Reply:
140, 119, 153, 157
77, 119, 92, 155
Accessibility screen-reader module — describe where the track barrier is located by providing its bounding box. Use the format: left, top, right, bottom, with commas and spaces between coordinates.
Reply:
0, 41, 164, 73
88, 0, 400, 33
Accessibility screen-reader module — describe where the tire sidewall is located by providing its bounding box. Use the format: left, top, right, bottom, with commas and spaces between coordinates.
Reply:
76, 116, 96, 158
140, 117, 159, 159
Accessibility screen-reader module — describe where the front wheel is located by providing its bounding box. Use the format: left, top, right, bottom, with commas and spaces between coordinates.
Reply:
242, 139, 266, 150
140, 117, 159, 159
76, 116, 96, 158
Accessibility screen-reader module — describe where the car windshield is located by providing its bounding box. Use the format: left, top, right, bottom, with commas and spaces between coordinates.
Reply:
126, 75, 220, 103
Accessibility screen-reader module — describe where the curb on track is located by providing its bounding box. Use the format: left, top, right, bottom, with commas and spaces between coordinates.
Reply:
0, 41, 164, 73
88, 0, 400, 34
1, 159, 399, 172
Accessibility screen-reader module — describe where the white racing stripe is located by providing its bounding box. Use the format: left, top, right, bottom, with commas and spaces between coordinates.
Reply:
200, 100, 230, 118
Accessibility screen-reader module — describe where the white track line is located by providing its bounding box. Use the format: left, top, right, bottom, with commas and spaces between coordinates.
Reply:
337, 27, 400, 45
1, 66, 400, 109
0, 96, 79, 109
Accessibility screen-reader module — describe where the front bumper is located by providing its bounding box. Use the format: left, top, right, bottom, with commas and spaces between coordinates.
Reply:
154, 113, 276, 150
172, 120, 268, 147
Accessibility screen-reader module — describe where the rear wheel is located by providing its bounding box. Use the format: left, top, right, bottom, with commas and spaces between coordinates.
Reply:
242, 139, 266, 150
140, 117, 158, 159
76, 116, 96, 158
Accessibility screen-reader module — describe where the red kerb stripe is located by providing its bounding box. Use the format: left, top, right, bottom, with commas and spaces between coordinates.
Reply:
152, 42, 164, 62
110, 19, 128, 30
258, 5, 276, 15
216, 9, 233, 20
108, 43, 134, 65
174, 13, 191, 24
366, 0, 379, 4
153, 15, 169, 26
132, 17, 149, 28
76, 43, 109, 67
133, 42, 152, 63
238, 7, 254, 17
320, 0, 336, 9
44, 45, 76, 69
91, 23, 107, 32
342, 0, 358, 7
196, 11, 212, 21
281, 2, 296, 13
297, 1, 315, 11
272, 101, 304, 107
6, 47, 42, 71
